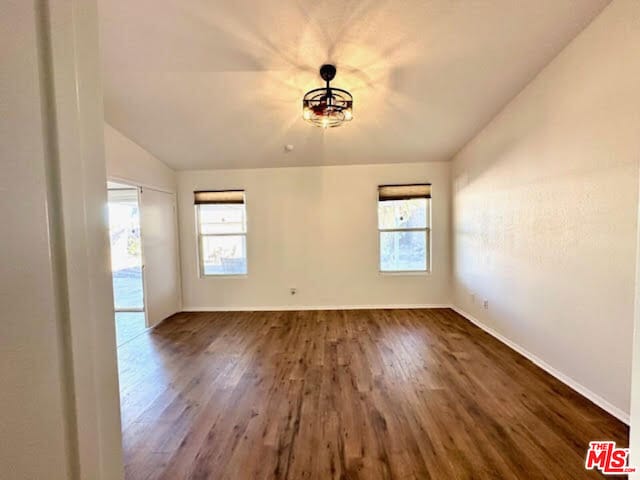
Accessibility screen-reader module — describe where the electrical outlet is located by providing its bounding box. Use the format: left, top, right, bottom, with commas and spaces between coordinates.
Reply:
483, 299, 489, 309
290, 288, 297, 296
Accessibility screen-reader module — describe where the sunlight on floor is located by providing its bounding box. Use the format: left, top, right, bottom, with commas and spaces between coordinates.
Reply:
115, 312, 146, 346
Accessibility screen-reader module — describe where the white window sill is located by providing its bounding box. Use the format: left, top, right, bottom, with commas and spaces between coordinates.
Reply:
199, 274, 249, 279
379, 270, 431, 276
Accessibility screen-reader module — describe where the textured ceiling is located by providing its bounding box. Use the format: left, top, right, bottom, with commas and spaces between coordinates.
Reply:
99, 0, 610, 170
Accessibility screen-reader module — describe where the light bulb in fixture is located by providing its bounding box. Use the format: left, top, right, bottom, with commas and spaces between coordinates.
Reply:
302, 64, 353, 128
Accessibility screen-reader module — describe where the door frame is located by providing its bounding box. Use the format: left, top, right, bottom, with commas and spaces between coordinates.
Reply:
44, 0, 125, 478
107, 177, 181, 328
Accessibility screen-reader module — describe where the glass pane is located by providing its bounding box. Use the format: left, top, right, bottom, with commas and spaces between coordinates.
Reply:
201, 235, 247, 275
199, 204, 246, 234
115, 312, 146, 347
378, 198, 428, 230
380, 231, 427, 271
108, 190, 144, 310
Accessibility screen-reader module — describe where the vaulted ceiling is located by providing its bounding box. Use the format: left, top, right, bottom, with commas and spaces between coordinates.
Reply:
99, 0, 610, 170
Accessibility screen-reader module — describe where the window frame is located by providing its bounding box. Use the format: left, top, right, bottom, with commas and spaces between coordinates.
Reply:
377, 191, 431, 274
195, 193, 248, 277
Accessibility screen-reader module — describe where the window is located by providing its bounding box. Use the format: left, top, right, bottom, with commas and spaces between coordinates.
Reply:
378, 184, 431, 272
195, 190, 247, 275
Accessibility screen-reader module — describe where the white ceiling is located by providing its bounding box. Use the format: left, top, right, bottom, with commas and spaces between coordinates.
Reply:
99, 0, 610, 171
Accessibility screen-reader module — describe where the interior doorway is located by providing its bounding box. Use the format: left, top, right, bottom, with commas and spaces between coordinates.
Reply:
107, 181, 147, 346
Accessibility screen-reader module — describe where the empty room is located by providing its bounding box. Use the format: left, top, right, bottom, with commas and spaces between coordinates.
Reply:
3, 0, 640, 479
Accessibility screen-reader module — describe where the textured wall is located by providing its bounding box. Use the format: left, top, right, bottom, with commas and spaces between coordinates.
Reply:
452, 0, 640, 417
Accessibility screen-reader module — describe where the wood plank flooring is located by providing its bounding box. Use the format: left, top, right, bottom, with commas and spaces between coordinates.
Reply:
117, 309, 628, 479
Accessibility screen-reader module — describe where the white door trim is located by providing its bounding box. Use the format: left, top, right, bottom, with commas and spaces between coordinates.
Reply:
44, 0, 124, 478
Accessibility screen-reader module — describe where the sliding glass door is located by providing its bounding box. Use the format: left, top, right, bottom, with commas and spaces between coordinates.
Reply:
108, 186, 146, 344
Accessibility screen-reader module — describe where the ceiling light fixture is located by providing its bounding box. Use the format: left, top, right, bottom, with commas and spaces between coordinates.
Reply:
302, 64, 353, 128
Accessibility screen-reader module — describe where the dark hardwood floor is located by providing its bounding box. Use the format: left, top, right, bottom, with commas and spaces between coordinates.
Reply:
117, 308, 628, 479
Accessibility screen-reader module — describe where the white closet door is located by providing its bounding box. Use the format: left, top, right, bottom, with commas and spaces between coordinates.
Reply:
140, 188, 181, 327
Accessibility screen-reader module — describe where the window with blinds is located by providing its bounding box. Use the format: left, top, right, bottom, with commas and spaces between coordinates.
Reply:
194, 190, 247, 275
377, 184, 431, 272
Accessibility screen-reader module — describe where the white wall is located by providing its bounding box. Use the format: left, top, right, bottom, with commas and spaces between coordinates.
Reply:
451, 0, 640, 420
178, 162, 451, 310
104, 122, 176, 192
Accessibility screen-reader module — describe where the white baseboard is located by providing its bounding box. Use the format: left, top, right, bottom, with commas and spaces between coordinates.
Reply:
182, 303, 451, 312
449, 305, 630, 425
